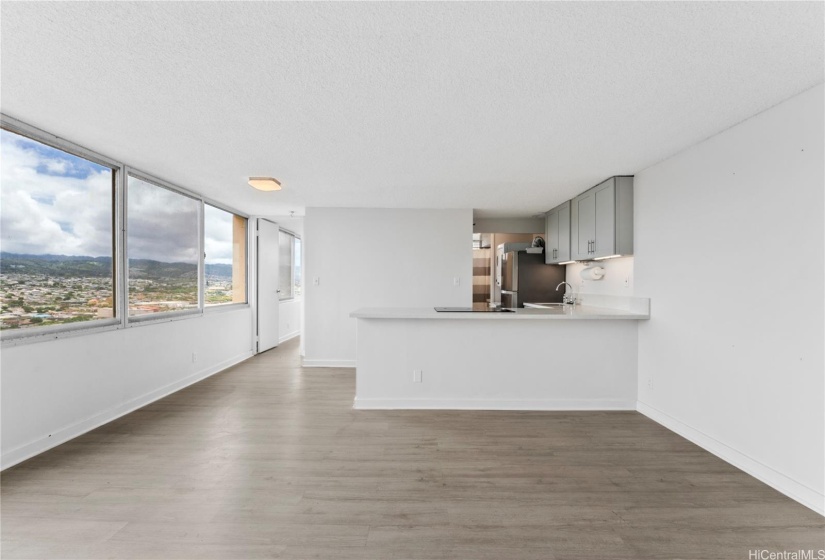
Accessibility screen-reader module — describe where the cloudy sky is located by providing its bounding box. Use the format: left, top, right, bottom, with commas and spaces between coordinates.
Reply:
203, 204, 235, 266
1, 128, 113, 257
126, 176, 200, 263
1, 129, 236, 265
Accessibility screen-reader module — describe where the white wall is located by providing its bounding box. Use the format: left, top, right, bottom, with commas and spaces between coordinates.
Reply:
634, 84, 824, 514
566, 257, 635, 296
355, 317, 638, 410
473, 217, 545, 234
1, 307, 254, 469
303, 208, 472, 366
263, 216, 303, 237
279, 298, 301, 344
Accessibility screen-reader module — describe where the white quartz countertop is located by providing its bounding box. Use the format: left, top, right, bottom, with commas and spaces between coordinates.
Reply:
350, 305, 649, 320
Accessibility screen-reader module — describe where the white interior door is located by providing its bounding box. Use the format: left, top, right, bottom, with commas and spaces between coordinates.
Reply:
257, 219, 280, 352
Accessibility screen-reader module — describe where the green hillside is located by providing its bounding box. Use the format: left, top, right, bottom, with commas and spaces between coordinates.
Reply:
0, 253, 233, 280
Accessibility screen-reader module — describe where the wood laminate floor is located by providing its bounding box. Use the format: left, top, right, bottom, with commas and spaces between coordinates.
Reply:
2, 337, 823, 559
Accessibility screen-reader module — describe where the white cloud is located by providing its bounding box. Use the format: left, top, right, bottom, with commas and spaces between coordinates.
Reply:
44, 159, 68, 174
1, 132, 113, 257
204, 204, 235, 266
0, 130, 216, 265
126, 177, 199, 263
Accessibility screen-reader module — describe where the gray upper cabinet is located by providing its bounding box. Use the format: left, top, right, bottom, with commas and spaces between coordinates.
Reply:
544, 201, 570, 264
570, 176, 633, 260
572, 191, 596, 260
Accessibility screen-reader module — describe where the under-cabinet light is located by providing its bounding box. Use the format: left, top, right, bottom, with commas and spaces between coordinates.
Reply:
248, 177, 282, 191
557, 261, 576, 265
593, 254, 622, 261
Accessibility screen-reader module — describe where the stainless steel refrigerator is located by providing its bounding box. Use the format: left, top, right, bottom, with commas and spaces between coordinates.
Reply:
493, 242, 532, 307
500, 250, 566, 308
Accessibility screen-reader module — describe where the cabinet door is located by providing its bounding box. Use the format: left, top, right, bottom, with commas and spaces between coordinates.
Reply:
558, 202, 570, 262
573, 192, 595, 260
544, 209, 559, 264
593, 180, 616, 258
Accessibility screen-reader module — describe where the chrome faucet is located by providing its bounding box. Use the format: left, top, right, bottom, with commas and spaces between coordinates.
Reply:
556, 282, 576, 305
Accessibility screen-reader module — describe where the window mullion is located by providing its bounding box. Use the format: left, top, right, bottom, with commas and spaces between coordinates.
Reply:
198, 200, 205, 312
116, 165, 128, 328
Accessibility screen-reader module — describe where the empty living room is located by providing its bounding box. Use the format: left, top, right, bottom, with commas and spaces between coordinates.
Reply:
1, 2, 823, 559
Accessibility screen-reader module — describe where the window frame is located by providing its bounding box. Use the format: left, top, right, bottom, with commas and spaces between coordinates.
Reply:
203, 201, 249, 311
278, 228, 301, 302
0, 115, 124, 343
0, 114, 251, 345
124, 169, 204, 324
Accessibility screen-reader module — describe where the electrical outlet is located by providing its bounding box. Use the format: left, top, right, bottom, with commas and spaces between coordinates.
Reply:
192, 352, 197, 363
647, 378, 653, 390
624, 276, 630, 288
313, 277, 320, 286
413, 370, 422, 383
453, 277, 460, 287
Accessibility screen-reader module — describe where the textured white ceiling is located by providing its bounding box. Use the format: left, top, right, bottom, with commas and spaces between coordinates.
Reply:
1, 2, 822, 218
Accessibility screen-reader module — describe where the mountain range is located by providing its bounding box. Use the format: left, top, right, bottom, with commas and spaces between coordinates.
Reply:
0, 253, 232, 279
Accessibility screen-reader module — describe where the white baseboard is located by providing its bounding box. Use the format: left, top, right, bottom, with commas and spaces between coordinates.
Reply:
637, 401, 824, 517
354, 397, 636, 411
1, 350, 254, 471
279, 330, 300, 344
302, 358, 356, 368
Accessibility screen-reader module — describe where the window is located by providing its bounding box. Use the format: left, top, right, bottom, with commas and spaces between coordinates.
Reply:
204, 204, 247, 306
0, 127, 117, 333
127, 174, 199, 317
278, 230, 301, 300
1, 117, 253, 342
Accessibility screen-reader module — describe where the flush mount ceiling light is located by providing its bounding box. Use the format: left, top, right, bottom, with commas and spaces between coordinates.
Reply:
248, 177, 282, 191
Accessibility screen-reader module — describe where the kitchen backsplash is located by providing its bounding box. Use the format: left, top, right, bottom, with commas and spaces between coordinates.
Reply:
565, 256, 634, 296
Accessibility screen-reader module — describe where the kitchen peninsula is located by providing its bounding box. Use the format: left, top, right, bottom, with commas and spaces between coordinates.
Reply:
351, 296, 650, 411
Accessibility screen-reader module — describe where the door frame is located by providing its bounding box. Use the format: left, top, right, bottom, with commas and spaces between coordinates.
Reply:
253, 217, 282, 353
